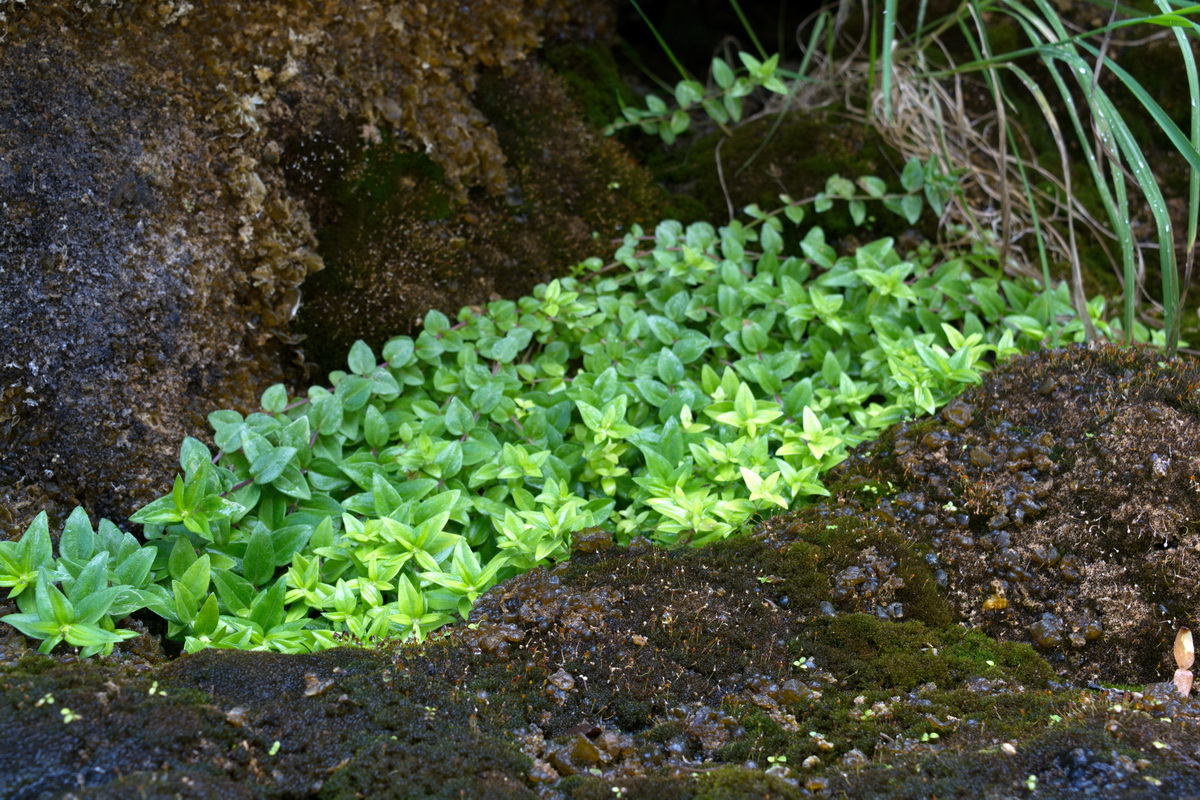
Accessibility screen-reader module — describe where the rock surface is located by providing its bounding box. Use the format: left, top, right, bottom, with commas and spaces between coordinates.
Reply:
0, 0, 642, 538
4, 345, 1200, 799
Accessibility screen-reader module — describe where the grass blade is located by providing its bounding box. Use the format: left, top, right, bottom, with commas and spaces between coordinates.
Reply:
881, 0, 898, 124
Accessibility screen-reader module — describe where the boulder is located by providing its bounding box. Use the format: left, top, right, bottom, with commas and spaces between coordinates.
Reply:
0, 0, 639, 536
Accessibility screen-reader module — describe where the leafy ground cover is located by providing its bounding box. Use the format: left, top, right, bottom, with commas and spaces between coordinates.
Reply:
0, 186, 1153, 658
4, 6, 1200, 796
4, 347, 1200, 800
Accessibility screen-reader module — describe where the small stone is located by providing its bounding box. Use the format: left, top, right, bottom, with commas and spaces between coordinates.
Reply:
840, 748, 867, 767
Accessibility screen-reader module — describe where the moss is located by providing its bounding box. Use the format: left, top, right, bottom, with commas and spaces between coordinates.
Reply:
832, 711, 1200, 798
297, 61, 668, 370
558, 768, 807, 800
793, 615, 1053, 693
645, 113, 924, 245
763, 344, 1200, 684
543, 43, 632, 131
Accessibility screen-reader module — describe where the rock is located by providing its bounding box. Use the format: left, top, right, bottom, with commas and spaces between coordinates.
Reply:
0, 0, 637, 537
763, 344, 1200, 685
294, 60, 666, 369
0, 21, 304, 535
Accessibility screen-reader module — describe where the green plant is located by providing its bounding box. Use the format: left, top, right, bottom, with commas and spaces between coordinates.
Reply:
872, 0, 1200, 355
615, 1, 1199, 353
0, 508, 159, 656
605, 52, 791, 144
2, 172, 1156, 656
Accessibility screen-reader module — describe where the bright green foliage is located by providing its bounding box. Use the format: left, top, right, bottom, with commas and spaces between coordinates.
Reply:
0, 508, 154, 657
1, 191, 1159, 656
606, 53, 790, 142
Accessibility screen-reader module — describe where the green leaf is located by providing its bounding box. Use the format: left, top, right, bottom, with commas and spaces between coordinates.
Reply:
364, 404, 390, 450
0, 613, 61, 641
67, 553, 109, 606
348, 340, 377, 376
168, 537, 198, 582
857, 176, 887, 198
424, 309, 450, 334
67, 622, 132, 651
701, 97, 729, 125
22, 513, 54, 569
59, 507, 96, 564
712, 57, 735, 89
673, 330, 709, 363
74, 585, 122, 626
821, 350, 843, 385
383, 336, 415, 366
336, 375, 373, 411
825, 175, 855, 199
129, 494, 183, 526
313, 394, 344, 435
179, 554, 212, 602
900, 158, 925, 192
38, 572, 76, 627
471, 383, 503, 415
261, 384, 289, 414
445, 396, 474, 437
657, 349, 685, 384
271, 463, 312, 500
249, 578, 287, 633
668, 109, 690, 136
114, 547, 155, 589
250, 446, 298, 485
192, 593, 220, 637
900, 195, 923, 225
212, 569, 255, 614
243, 527, 277, 588
676, 79, 700, 106
849, 200, 866, 226
724, 92, 743, 122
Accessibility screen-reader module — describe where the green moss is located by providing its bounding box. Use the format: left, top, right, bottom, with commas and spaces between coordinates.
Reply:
332, 140, 453, 220
543, 43, 632, 131
558, 767, 806, 800
297, 61, 667, 371
694, 767, 806, 799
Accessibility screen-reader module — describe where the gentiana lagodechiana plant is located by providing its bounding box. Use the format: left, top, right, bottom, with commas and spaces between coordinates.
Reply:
1, 185, 1158, 656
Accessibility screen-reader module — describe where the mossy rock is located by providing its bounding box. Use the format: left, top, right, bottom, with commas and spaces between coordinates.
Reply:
296, 61, 668, 370
763, 343, 1200, 684
0, 0, 620, 537
645, 113, 924, 246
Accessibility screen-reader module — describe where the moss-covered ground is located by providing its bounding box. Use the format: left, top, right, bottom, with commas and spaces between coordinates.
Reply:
5, 347, 1200, 799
